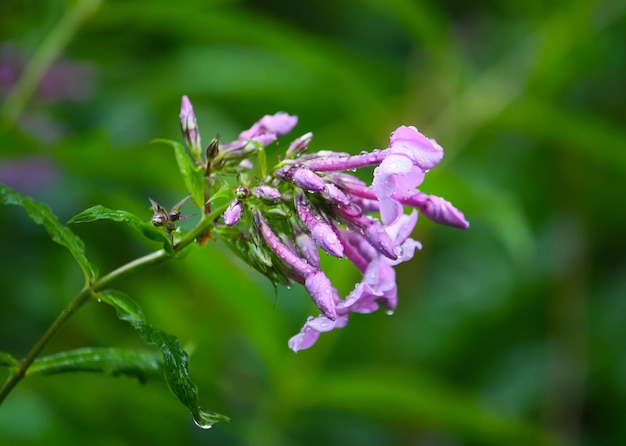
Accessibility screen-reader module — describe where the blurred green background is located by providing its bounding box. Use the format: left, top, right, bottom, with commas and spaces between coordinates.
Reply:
1, 0, 625, 444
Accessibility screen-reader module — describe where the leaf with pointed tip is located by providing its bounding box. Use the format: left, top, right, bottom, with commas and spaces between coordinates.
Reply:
152, 139, 205, 210
26, 347, 162, 383
0, 184, 98, 281
97, 289, 230, 427
68, 205, 174, 254
0, 351, 18, 369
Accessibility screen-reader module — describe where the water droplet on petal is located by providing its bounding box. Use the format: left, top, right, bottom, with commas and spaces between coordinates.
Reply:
395, 245, 404, 258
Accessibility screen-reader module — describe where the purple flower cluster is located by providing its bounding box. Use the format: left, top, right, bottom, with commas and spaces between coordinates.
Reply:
177, 96, 468, 352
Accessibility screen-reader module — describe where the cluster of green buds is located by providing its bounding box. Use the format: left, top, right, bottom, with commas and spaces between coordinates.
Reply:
159, 96, 468, 352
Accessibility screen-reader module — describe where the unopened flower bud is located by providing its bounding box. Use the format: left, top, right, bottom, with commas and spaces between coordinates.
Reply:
295, 229, 320, 268
277, 166, 326, 192
402, 193, 469, 229
235, 186, 249, 199
252, 185, 281, 202
323, 183, 350, 206
180, 96, 201, 157
364, 223, 398, 260
297, 196, 343, 258
223, 199, 243, 226
254, 212, 315, 281
206, 135, 220, 161
304, 271, 338, 321
285, 132, 313, 158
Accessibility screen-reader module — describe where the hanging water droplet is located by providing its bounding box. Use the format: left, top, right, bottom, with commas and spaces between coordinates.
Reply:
96, 298, 102, 303
385, 310, 394, 316
193, 418, 213, 430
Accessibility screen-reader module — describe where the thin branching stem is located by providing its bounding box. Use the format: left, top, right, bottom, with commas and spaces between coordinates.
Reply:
0, 203, 228, 404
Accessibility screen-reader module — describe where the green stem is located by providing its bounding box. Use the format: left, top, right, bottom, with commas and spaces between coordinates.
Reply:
0, 206, 227, 404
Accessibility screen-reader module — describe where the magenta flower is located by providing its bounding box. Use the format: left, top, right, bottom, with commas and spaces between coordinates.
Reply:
289, 212, 420, 352
295, 229, 320, 269
322, 183, 350, 206
276, 166, 326, 192
296, 196, 343, 258
286, 132, 313, 158
401, 192, 469, 229
388, 125, 444, 171
180, 96, 201, 156
304, 271, 338, 321
335, 204, 398, 260
173, 100, 469, 352
223, 199, 243, 226
239, 112, 298, 145
373, 154, 425, 225
252, 185, 281, 202
254, 212, 338, 320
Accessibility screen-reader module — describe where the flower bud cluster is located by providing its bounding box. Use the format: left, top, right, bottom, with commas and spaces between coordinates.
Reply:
176, 96, 469, 352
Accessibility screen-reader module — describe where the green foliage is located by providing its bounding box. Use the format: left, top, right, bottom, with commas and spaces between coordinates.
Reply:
152, 139, 205, 210
68, 204, 173, 253
0, 353, 18, 368
0, 184, 97, 282
27, 347, 162, 381
97, 289, 230, 428
1, 0, 625, 444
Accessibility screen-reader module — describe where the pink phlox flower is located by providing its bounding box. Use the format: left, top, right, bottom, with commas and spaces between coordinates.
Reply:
252, 185, 281, 202
179, 96, 201, 153
335, 205, 397, 260
285, 132, 313, 158
239, 112, 297, 145
295, 229, 320, 268
388, 125, 444, 171
289, 211, 420, 352
255, 212, 338, 320
276, 166, 326, 192
297, 195, 344, 258
223, 199, 243, 226
304, 271, 338, 321
288, 314, 349, 352
373, 153, 425, 226
401, 192, 469, 229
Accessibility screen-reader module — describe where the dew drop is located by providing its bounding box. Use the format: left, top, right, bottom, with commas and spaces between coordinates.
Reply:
385, 310, 394, 316
395, 245, 404, 258
96, 298, 102, 303
193, 418, 213, 430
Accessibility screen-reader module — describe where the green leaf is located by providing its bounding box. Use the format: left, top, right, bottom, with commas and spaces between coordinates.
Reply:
68, 205, 173, 254
152, 139, 205, 210
0, 184, 98, 282
0, 351, 18, 368
27, 347, 162, 383
98, 289, 230, 428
